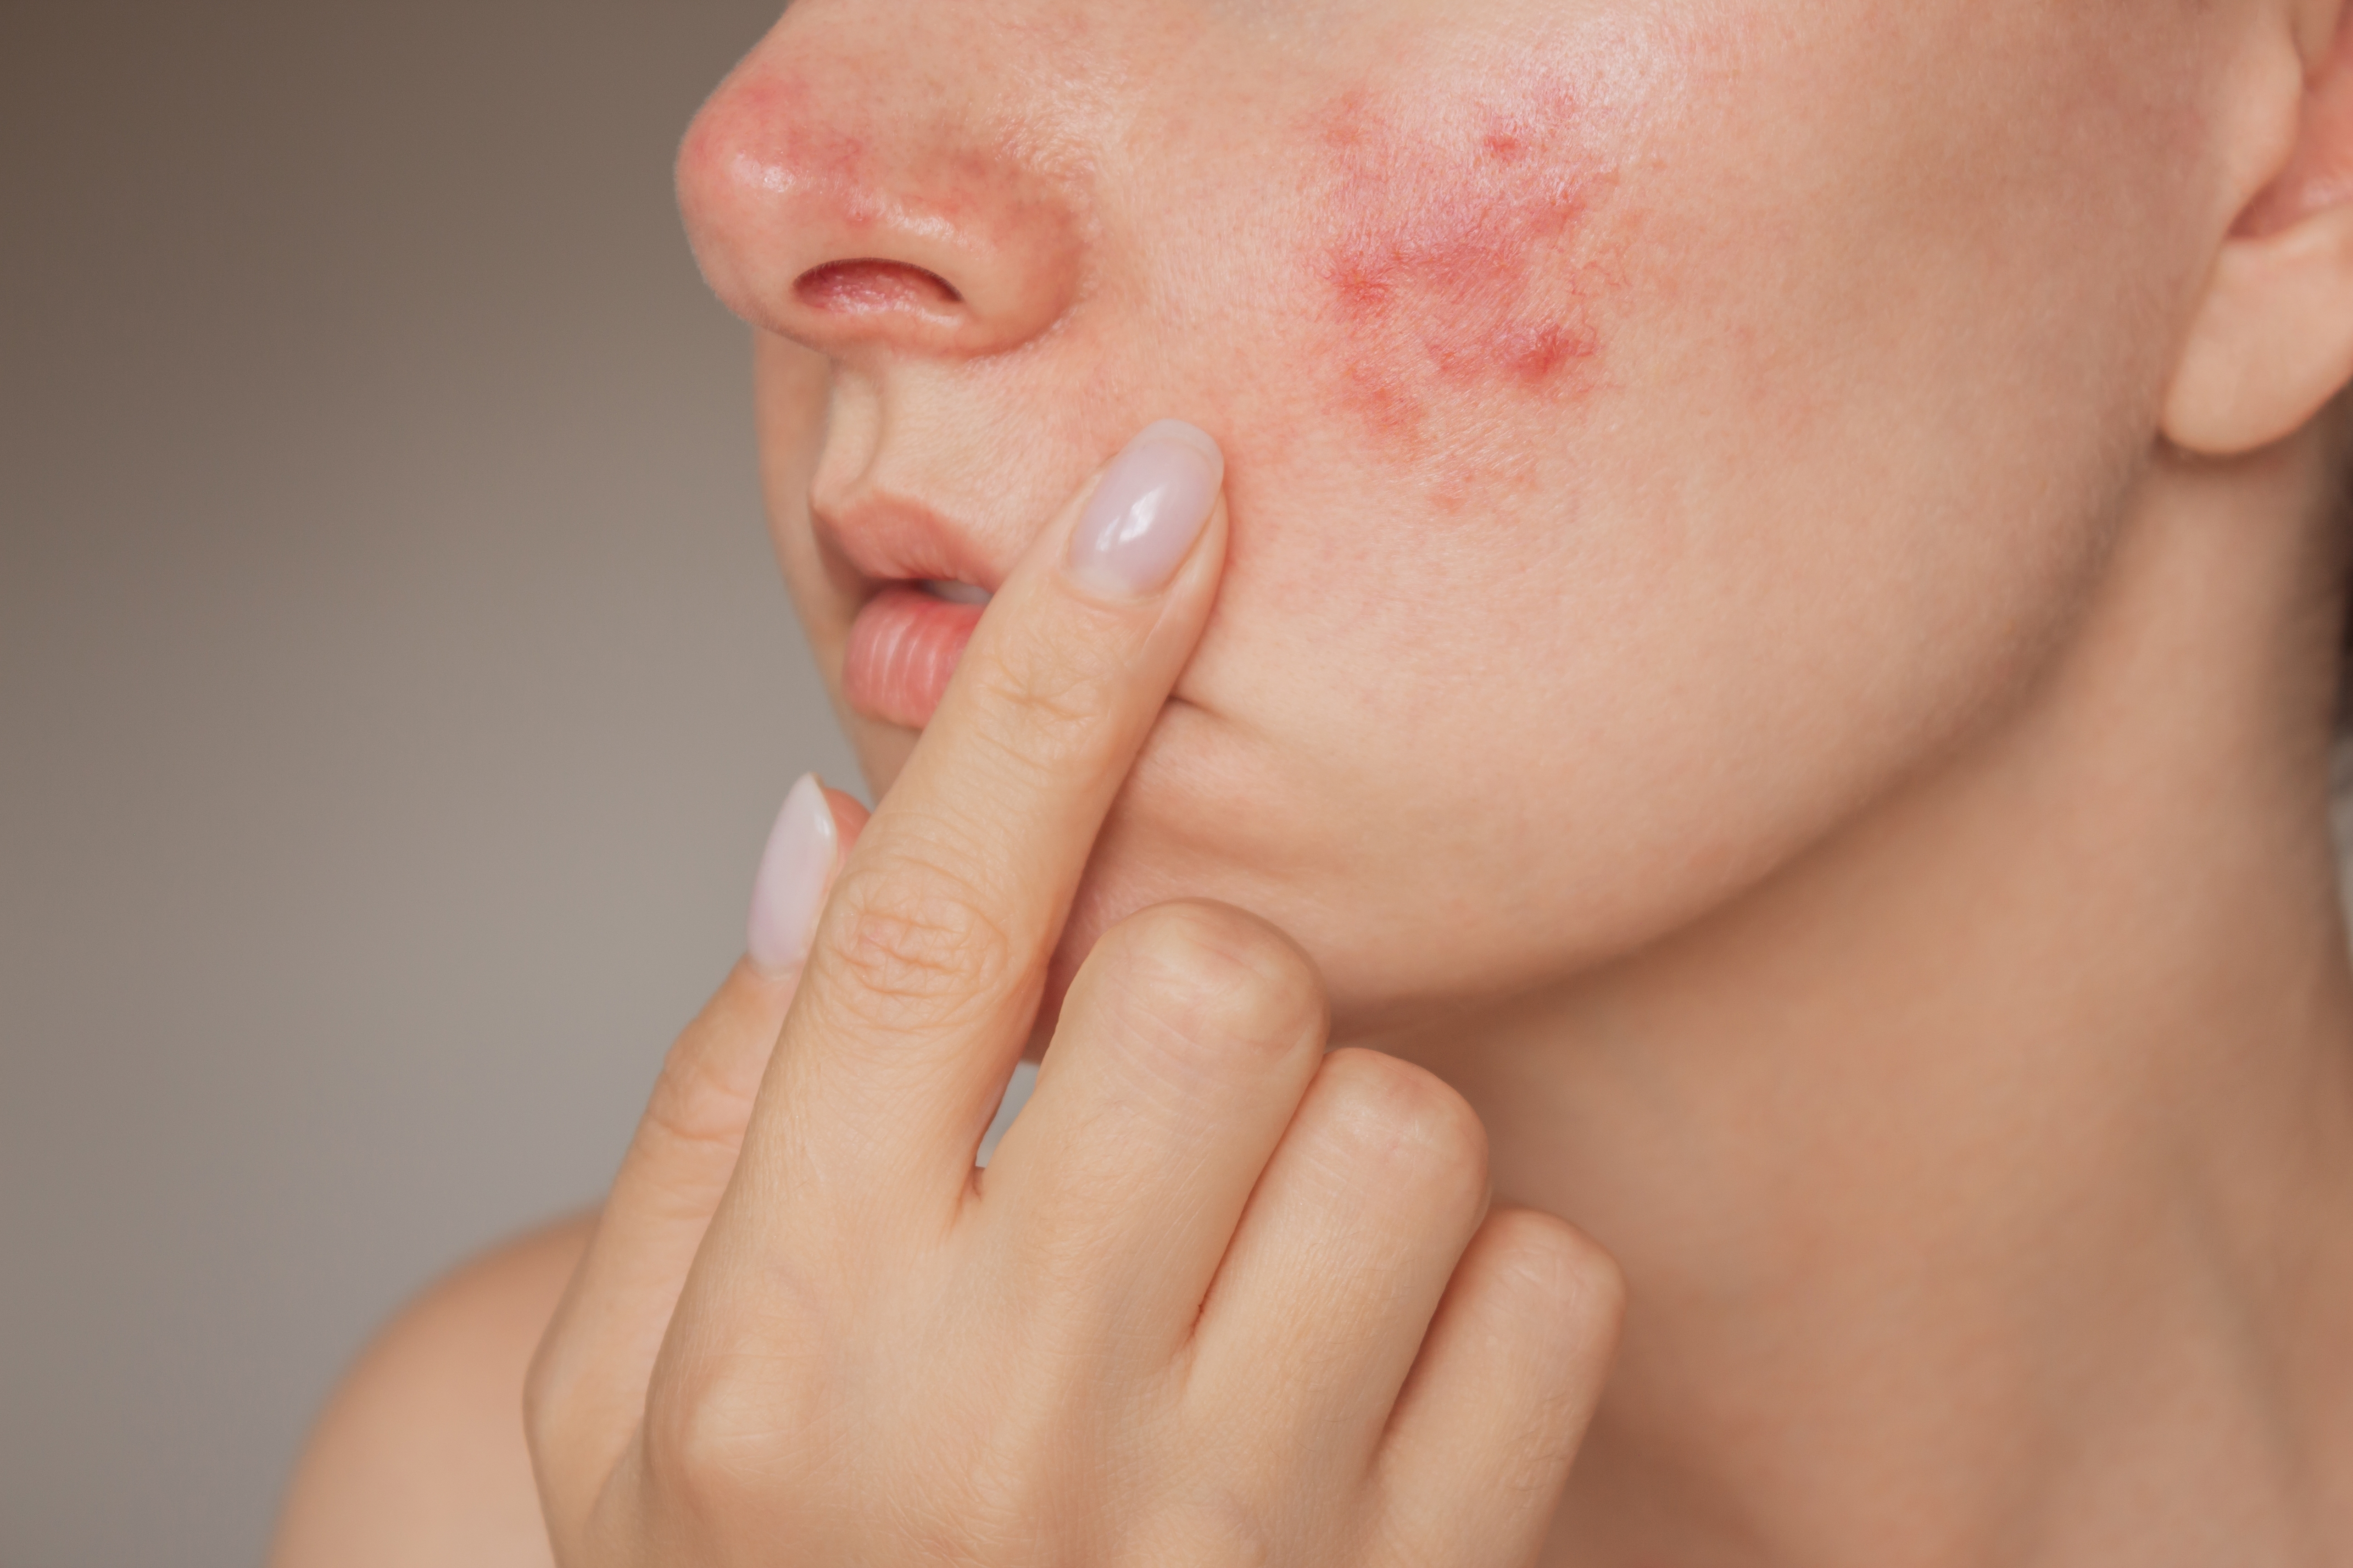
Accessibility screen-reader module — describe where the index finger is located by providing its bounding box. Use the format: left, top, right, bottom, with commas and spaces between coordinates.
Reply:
738, 419, 1227, 1237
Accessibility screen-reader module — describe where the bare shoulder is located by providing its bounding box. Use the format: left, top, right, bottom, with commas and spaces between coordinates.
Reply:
270, 1213, 597, 1568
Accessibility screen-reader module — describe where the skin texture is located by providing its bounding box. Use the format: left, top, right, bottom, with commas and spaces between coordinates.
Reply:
1304, 71, 1611, 481
275, 0, 2353, 1563
696, 0, 2227, 1030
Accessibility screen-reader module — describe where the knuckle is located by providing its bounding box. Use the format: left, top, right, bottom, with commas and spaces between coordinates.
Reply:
962, 632, 1123, 780
519, 1354, 605, 1560
1459, 1212, 1625, 1485
1480, 1208, 1628, 1337
520, 1333, 574, 1468
1310, 1049, 1490, 1207
640, 1357, 793, 1518
638, 1031, 761, 1168
1096, 901, 1327, 1070
823, 853, 1019, 1023
1140, 1483, 1282, 1568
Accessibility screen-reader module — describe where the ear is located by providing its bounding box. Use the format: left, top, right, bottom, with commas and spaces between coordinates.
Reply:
2165, 4, 2353, 456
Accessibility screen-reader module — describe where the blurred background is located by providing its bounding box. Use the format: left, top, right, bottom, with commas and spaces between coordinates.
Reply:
0, 4, 868, 1562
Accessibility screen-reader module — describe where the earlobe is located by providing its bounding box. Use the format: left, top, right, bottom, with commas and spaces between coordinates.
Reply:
2164, 204, 2353, 454
2163, 4, 2353, 457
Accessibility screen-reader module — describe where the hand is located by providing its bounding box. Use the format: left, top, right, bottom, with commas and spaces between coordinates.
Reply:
526, 420, 1624, 1566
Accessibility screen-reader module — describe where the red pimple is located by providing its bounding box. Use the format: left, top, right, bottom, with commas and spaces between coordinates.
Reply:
1303, 74, 1614, 460
1482, 130, 1529, 162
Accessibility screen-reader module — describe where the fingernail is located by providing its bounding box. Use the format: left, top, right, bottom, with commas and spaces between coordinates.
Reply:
1065, 419, 1224, 599
746, 773, 836, 973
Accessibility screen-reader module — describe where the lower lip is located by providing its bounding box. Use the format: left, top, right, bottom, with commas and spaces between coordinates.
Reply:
842, 584, 985, 729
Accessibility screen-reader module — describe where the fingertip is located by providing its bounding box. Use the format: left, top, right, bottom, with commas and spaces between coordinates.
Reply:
1135, 417, 1225, 485
1063, 420, 1227, 601
747, 773, 840, 976
1480, 1207, 1627, 1362
820, 784, 870, 870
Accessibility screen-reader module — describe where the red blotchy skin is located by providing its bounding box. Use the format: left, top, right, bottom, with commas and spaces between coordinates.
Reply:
685, 74, 879, 222
1303, 73, 1618, 485
681, 72, 1019, 253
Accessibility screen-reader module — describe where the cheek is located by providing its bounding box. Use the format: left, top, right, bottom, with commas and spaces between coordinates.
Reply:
1278, 27, 1689, 504
1311, 89, 1602, 437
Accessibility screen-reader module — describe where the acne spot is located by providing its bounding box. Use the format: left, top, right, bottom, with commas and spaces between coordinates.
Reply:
1300, 73, 1620, 490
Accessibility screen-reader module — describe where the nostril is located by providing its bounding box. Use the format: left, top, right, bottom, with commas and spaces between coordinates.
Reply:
794, 259, 964, 314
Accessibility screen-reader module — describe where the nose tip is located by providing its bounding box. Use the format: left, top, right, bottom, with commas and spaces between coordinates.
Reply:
678, 61, 1086, 360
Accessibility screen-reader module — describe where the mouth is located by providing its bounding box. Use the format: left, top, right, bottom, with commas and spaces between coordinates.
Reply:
811, 486, 1006, 731
842, 578, 995, 729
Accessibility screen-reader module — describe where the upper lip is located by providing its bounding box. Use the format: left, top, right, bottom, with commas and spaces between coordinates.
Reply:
810, 489, 1007, 595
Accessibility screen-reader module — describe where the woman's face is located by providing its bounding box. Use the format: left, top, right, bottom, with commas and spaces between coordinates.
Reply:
680, 0, 2235, 1030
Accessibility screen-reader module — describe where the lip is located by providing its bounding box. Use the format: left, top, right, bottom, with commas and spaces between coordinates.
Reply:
843, 583, 987, 729
814, 489, 1009, 730
811, 491, 1005, 592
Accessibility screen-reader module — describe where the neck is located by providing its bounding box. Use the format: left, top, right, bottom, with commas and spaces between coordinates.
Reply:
1380, 439, 2353, 1564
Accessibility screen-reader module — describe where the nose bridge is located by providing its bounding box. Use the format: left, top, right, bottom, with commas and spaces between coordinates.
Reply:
679, 11, 1091, 360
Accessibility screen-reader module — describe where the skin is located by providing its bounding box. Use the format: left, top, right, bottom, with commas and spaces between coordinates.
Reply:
274, 0, 2353, 1563
714, 0, 2228, 1022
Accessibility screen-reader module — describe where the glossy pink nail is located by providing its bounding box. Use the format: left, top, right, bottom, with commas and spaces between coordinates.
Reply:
746, 773, 836, 973
1064, 419, 1224, 599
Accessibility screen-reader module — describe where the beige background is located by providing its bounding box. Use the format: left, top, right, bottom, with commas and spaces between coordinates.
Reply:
0, 4, 869, 1562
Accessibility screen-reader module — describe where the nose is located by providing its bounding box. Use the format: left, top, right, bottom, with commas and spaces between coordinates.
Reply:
677, 19, 1088, 361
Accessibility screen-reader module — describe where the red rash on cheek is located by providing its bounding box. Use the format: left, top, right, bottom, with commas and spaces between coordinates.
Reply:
1301, 75, 1621, 478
